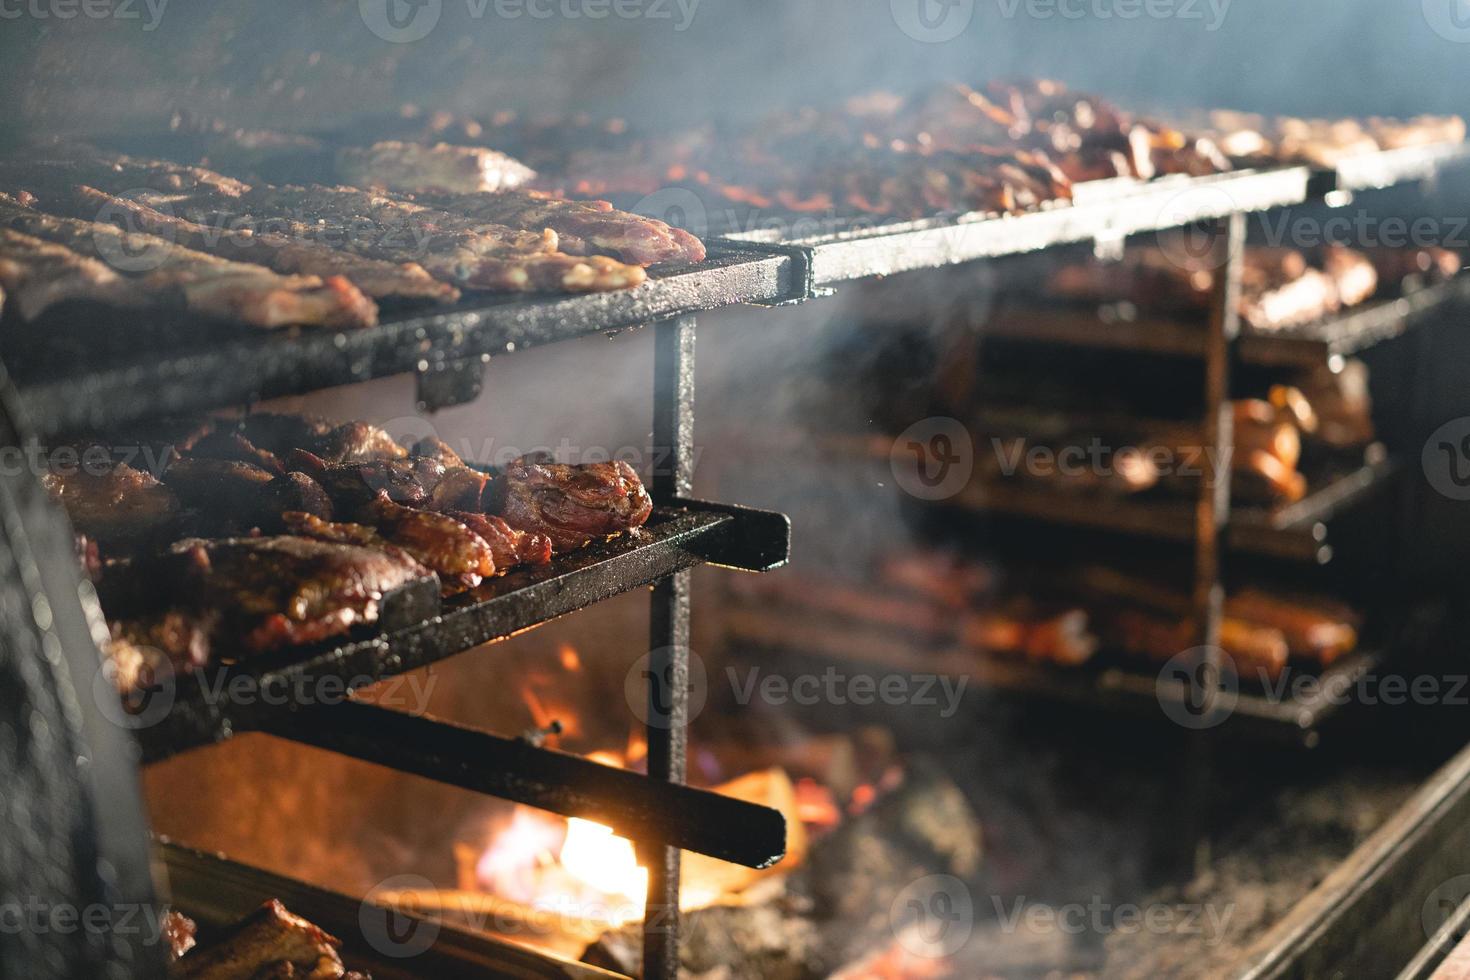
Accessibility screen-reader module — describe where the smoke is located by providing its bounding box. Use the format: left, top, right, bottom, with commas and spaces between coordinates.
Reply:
0, 0, 1465, 139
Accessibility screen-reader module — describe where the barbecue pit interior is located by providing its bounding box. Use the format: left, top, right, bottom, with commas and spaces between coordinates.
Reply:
5, 5, 1470, 979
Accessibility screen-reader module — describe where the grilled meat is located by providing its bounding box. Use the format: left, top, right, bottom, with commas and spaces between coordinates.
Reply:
446, 510, 553, 572
173, 900, 365, 980
220, 411, 405, 461
162, 909, 198, 963
366, 494, 496, 589
173, 184, 646, 292
413, 189, 706, 265
0, 142, 249, 198
116, 535, 429, 660
337, 140, 536, 193
287, 495, 495, 591
487, 456, 653, 551
185, 430, 288, 472
42, 461, 179, 546
287, 451, 447, 515
0, 227, 145, 319
255, 471, 337, 530
0, 193, 377, 329
161, 457, 279, 530
63, 185, 458, 304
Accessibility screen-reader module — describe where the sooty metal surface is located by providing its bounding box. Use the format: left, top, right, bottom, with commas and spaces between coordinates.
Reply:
0, 370, 166, 979
711, 167, 1313, 284
7, 244, 798, 438
131, 501, 789, 764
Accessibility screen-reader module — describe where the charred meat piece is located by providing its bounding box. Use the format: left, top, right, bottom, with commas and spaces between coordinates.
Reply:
119, 535, 429, 659
409, 435, 466, 467
173, 900, 362, 980
288, 495, 495, 592
447, 510, 553, 572
63, 184, 458, 304
42, 461, 179, 547
487, 457, 653, 551
414, 190, 706, 266
162, 909, 198, 963
0, 193, 377, 329
185, 430, 286, 473
288, 451, 447, 516
235, 413, 336, 457
366, 494, 495, 590
428, 466, 488, 511
161, 457, 278, 531
172, 184, 646, 293
336, 141, 536, 193
0, 227, 145, 320
0, 142, 250, 198
318, 420, 409, 463
255, 471, 336, 530
108, 609, 218, 682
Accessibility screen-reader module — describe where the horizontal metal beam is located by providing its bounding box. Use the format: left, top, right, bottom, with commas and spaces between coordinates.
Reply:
268, 701, 787, 871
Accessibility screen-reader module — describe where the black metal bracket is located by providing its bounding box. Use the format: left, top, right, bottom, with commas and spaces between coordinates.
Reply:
672, 496, 791, 572
721, 239, 832, 306
267, 701, 787, 870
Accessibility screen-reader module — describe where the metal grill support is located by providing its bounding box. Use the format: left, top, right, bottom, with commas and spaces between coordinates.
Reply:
643, 314, 696, 980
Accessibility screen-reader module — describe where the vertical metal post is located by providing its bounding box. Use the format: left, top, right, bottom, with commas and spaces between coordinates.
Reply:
1177, 213, 1244, 878
643, 314, 695, 980
1194, 213, 1244, 691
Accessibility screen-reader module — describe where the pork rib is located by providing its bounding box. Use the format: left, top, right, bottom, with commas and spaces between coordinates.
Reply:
414, 189, 707, 265
0, 193, 377, 328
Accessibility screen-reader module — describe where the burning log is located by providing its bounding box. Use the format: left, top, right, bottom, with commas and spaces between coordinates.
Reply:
583, 759, 981, 979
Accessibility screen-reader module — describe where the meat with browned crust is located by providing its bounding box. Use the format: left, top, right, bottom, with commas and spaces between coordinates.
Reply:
42, 461, 179, 547
0, 193, 377, 328
63, 184, 459, 304
286, 494, 495, 592
113, 535, 428, 664
413, 189, 706, 266
486, 456, 653, 552
447, 510, 553, 572
173, 900, 366, 980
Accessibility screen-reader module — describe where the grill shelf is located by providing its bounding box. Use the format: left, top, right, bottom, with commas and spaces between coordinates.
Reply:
979, 276, 1470, 367
945, 455, 1397, 565
130, 499, 790, 765
724, 615, 1380, 746
5, 243, 803, 439
711, 167, 1313, 284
